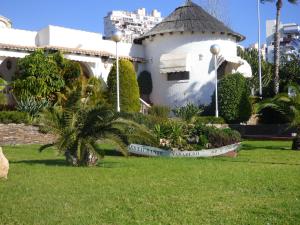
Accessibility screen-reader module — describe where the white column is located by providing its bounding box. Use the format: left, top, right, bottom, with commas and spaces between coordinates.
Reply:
214, 55, 219, 118
116, 42, 120, 112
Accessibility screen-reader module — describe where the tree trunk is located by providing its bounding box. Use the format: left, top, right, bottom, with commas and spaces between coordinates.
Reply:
65, 151, 79, 166
65, 150, 99, 166
84, 151, 98, 167
273, 0, 282, 95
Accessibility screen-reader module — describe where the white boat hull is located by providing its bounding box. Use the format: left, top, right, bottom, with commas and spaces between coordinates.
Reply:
128, 143, 241, 158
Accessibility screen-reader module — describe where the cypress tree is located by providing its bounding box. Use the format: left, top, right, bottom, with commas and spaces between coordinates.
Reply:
107, 59, 140, 112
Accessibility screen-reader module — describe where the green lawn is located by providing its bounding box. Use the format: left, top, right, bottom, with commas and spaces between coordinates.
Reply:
1, 141, 300, 225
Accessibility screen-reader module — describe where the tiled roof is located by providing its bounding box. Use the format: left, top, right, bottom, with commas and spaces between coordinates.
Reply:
0, 43, 144, 62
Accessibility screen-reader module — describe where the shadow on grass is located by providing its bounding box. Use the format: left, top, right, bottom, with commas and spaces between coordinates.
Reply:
10, 159, 67, 167
241, 144, 291, 151
212, 158, 300, 166
103, 149, 124, 156
10, 159, 126, 168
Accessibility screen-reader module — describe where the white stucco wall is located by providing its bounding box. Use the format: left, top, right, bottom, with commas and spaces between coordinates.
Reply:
0, 28, 37, 46
143, 32, 238, 107
0, 25, 144, 83
36, 25, 144, 59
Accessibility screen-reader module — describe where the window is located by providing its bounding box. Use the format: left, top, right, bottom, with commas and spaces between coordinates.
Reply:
167, 72, 189, 81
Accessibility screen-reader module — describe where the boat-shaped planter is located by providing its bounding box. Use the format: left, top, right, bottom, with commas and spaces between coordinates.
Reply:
128, 143, 241, 158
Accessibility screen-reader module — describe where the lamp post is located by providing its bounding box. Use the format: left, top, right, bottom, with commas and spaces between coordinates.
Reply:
210, 44, 220, 118
112, 31, 123, 112
257, 0, 263, 97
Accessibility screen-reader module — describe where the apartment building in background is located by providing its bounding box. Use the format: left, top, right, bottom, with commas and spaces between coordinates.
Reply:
266, 19, 300, 62
104, 8, 163, 43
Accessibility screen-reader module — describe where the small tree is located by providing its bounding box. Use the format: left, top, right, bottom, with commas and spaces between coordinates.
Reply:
107, 59, 140, 112
13, 49, 65, 100
215, 73, 252, 123
238, 47, 274, 97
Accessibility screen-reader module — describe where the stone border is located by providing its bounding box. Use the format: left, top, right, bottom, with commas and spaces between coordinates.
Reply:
0, 123, 56, 145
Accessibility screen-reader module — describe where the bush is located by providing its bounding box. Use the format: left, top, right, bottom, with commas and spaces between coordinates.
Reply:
194, 124, 241, 148
0, 111, 30, 124
13, 49, 65, 100
119, 112, 167, 129
213, 73, 252, 123
137, 71, 152, 95
0, 104, 16, 111
280, 55, 300, 91
148, 105, 170, 118
195, 116, 225, 124
107, 59, 140, 112
173, 103, 203, 123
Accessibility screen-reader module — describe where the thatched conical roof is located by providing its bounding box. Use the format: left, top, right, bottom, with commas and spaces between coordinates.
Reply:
135, 0, 245, 43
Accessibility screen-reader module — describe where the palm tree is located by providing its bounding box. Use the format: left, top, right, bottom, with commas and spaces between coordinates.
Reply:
39, 88, 156, 166
261, 0, 298, 94
256, 84, 300, 150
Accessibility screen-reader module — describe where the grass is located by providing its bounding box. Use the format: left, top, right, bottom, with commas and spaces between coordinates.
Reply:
0, 140, 300, 225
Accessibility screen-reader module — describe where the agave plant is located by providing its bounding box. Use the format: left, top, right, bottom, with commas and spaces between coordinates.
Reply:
16, 97, 49, 118
173, 103, 203, 123
39, 88, 156, 166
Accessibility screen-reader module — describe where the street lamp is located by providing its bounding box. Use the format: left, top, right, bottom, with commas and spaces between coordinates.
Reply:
210, 44, 220, 118
257, 0, 263, 97
112, 31, 123, 112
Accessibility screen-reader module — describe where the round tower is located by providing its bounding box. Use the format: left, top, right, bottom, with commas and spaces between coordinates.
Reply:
135, 1, 249, 107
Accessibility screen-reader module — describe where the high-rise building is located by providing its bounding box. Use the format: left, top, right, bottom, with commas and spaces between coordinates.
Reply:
266, 20, 300, 62
104, 8, 163, 43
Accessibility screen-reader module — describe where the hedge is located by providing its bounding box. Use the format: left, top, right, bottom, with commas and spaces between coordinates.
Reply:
0, 111, 30, 124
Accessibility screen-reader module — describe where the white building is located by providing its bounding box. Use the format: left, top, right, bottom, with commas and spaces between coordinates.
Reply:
266, 19, 300, 62
135, 0, 251, 106
0, 1, 251, 108
104, 8, 163, 43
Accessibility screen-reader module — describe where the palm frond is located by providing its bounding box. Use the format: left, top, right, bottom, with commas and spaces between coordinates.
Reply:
39, 143, 55, 152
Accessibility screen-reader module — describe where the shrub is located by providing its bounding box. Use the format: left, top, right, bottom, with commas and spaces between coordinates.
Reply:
0, 111, 30, 124
84, 77, 107, 106
195, 116, 225, 124
137, 71, 153, 95
173, 103, 203, 123
193, 123, 241, 148
119, 112, 167, 129
0, 104, 16, 111
107, 59, 140, 112
13, 49, 65, 101
280, 55, 300, 91
148, 105, 170, 119
214, 73, 252, 123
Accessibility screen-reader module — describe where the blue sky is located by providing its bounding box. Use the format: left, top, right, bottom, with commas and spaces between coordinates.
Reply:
0, 0, 299, 46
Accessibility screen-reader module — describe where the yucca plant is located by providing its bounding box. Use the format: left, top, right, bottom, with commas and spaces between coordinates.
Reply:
39, 88, 156, 166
